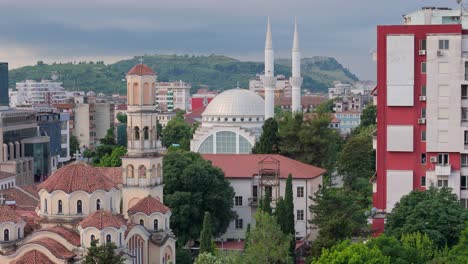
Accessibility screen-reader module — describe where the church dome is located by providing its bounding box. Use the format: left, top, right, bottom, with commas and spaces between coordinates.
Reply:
79, 210, 127, 230
128, 195, 170, 216
202, 88, 265, 117
38, 163, 117, 194
127, 63, 156, 76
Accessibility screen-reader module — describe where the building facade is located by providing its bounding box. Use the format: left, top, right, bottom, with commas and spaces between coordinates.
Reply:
155, 81, 191, 112
10, 80, 68, 107
0, 63, 8, 107
372, 6, 468, 233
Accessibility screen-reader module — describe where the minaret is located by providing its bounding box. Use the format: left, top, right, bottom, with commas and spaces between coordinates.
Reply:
262, 17, 276, 119
291, 18, 303, 114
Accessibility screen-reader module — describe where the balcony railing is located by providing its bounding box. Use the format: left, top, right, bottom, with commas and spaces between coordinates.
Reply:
248, 197, 258, 207
435, 164, 451, 176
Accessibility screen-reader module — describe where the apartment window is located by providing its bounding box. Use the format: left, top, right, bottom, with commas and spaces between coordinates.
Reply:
465, 131, 468, 145
297, 186, 304, 198
235, 218, 243, 229
420, 39, 427, 51
462, 175, 468, 190
421, 107, 426, 119
421, 130, 426, 142
234, 196, 243, 206
421, 62, 427, 74
465, 62, 468, 81
421, 153, 427, 164
463, 108, 468, 121
437, 179, 448, 187
421, 85, 426, 96
438, 153, 449, 165
421, 176, 426, 187
462, 85, 468, 99
439, 39, 449, 50
296, 210, 304, 221
462, 154, 468, 167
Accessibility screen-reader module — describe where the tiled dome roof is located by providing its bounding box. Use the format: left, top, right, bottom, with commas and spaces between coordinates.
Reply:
12, 250, 55, 264
79, 210, 127, 230
127, 63, 156, 76
127, 195, 170, 216
38, 163, 117, 194
0, 205, 23, 223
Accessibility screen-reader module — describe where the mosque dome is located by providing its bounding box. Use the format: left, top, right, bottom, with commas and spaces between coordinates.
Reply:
202, 88, 265, 117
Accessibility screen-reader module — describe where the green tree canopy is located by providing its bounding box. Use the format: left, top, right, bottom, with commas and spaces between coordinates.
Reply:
96, 146, 127, 167
116, 112, 127, 123
200, 211, 215, 254
252, 118, 279, 154
275, 174, 295, 255
161, 112, 192, 150
311, 240, 390, 264
259, 187, 272, 215
360, 104, 377, 127
83, 240, 125, 264
70, 135, 79, 156
386, 187, 468, 248
163, 150, 236, 245
313, 99, 335, 115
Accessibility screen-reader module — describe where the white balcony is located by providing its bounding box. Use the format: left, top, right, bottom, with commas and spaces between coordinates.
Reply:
435, 164, 451, 176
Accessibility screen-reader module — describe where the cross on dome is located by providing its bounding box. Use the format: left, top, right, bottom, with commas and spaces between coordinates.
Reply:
139, 57, 144, 64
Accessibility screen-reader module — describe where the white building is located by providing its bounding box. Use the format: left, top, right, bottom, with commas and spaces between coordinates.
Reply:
156, 81, 191, 112
202, 154, 325, 240
10, 80, 68, 107
249, 74, 292, 97
328, 83, 352, 99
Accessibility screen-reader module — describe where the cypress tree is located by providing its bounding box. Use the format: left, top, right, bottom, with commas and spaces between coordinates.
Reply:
199, 211, 214, 254
252, 118, 279, 154
261, 188, 272, 215
284, 174, 296, 254
244, 223, 251, 251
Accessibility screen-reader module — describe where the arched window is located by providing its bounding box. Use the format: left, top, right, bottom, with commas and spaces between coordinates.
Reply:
127, 165, 134, 178
58, 200, 63, 214
96, 199, 101, 210
91, 235, 95, 241
134, 126, 140, 140
157, 164, 162, 178
4, 229, 9, 241
77, 200, 82, 214
110, 197, 113, 211
44, 199, 48, 213
106, 234, 111, 243
143, 126, 149, 140
138, 165, 146, 178
140, 219, 144, 226
17, 228, 20, 239
154, 219, 159, 231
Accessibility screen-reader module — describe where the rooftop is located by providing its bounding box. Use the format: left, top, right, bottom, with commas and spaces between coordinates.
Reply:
79, 210, 127, 230
202, 88, 265, 117
127, 63, 156, 76
128, 195, 170, 216
11, 250, 55, 264
0, 205, 24, 223
22, 238, 76, 260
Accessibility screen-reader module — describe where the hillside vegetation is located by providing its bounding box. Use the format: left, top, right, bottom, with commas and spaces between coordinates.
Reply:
9, 54, 358, 94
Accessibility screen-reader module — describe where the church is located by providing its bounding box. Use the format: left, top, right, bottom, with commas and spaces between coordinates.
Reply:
0, 63, 176, 264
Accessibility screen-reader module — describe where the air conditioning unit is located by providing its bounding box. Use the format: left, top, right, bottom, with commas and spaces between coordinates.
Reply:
419, 50, 426, 55
419, 95, 427, 101
418, 118, 426, 124
437, 50, 444, 56
430, 156, 437, 163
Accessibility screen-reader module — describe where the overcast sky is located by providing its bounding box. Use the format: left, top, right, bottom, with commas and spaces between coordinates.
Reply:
0, 0, 461, 80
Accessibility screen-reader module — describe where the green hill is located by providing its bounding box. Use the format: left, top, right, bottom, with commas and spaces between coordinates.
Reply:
9, 54, 359, 94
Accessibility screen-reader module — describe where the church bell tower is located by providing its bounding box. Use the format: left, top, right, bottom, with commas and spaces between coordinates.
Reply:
121, 62, 164, 217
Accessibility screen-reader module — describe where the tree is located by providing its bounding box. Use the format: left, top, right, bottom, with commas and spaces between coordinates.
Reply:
243, 211, 292, 264
252, 118, 279, 154
259, 188, 272, 215
200, 211, 215, 254
311, 240, 390, 264
97, 146, 127, 167
360, 104, 377, 127
443, 223, 468, 263
313, 99, 335, 115
366, 235, 411, 264
156, 120, 163, 140
83, 240, 125, 264
386, 187, 468, 248
309, 186, 368, 257
400, 232, 437, 264
244, 223, 251, 251
100, 128, 117, 146
70, 135, 80, 157
116, 112, 127, 123
161, 112, 192, 150
275, 174, 295, 255
164, 151, 236, 245
83, 149, 96, 162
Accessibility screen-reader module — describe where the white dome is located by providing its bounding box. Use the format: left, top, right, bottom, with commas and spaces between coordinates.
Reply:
202, 88, 265, 117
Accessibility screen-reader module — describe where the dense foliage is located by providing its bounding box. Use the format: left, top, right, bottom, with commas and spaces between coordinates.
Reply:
161, 112, 192, 150
163, 150, 236, 245
9, 55, 358, 94
252, 118, 279, 154
360, 104, 377, 127
83, 240, 125, 264
199, 211, 215, 254
275, 174, 295, 255
386, 187, 468, 248
311, 240, 391, 264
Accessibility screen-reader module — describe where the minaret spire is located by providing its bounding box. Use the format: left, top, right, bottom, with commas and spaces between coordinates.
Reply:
291, 17, 303, 114
262, 16, 276, 119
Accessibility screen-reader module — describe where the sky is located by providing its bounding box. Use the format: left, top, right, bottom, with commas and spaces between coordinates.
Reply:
0, 0, 462, 80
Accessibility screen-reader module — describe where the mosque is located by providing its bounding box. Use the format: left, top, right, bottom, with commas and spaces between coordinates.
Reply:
191, 18, 303, 154
0, 63, 176, 264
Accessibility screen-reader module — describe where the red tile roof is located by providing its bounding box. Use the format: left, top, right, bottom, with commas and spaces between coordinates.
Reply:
128, 195, 170, 216
201, 154, 326, 179
116, 104, 127, 110
331, 117, 340, 123
40, 226, 81, 246
185, 106, 206, 119
23, 238, 76, 260
1, 185, 40, 211
215, 241, 244, 251
0, 171, 15, 180
0, 205, 23, 223
12, 250, 55, 264
38, 163, 117, 194
127, 63, 156, 76
79, 210, 127, 230
96, 167, 123, 185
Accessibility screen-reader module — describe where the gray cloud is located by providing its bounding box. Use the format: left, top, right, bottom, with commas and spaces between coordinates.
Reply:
0, 1, 461, 80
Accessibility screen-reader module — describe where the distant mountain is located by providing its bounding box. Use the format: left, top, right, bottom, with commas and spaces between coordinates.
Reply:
8, 54, 359, 94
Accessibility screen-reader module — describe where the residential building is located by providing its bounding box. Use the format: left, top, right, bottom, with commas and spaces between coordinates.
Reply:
191, 89, 217, 111
328, 82, 352, 99
275, 95, 326, 112
0, 63, 8, 107
249, 74, 292, 98
334, 111, 362, 135
372, 6, 468, 233
156, 80, 191, 112
10, 80, 68, 107
202, 154, 325, 240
